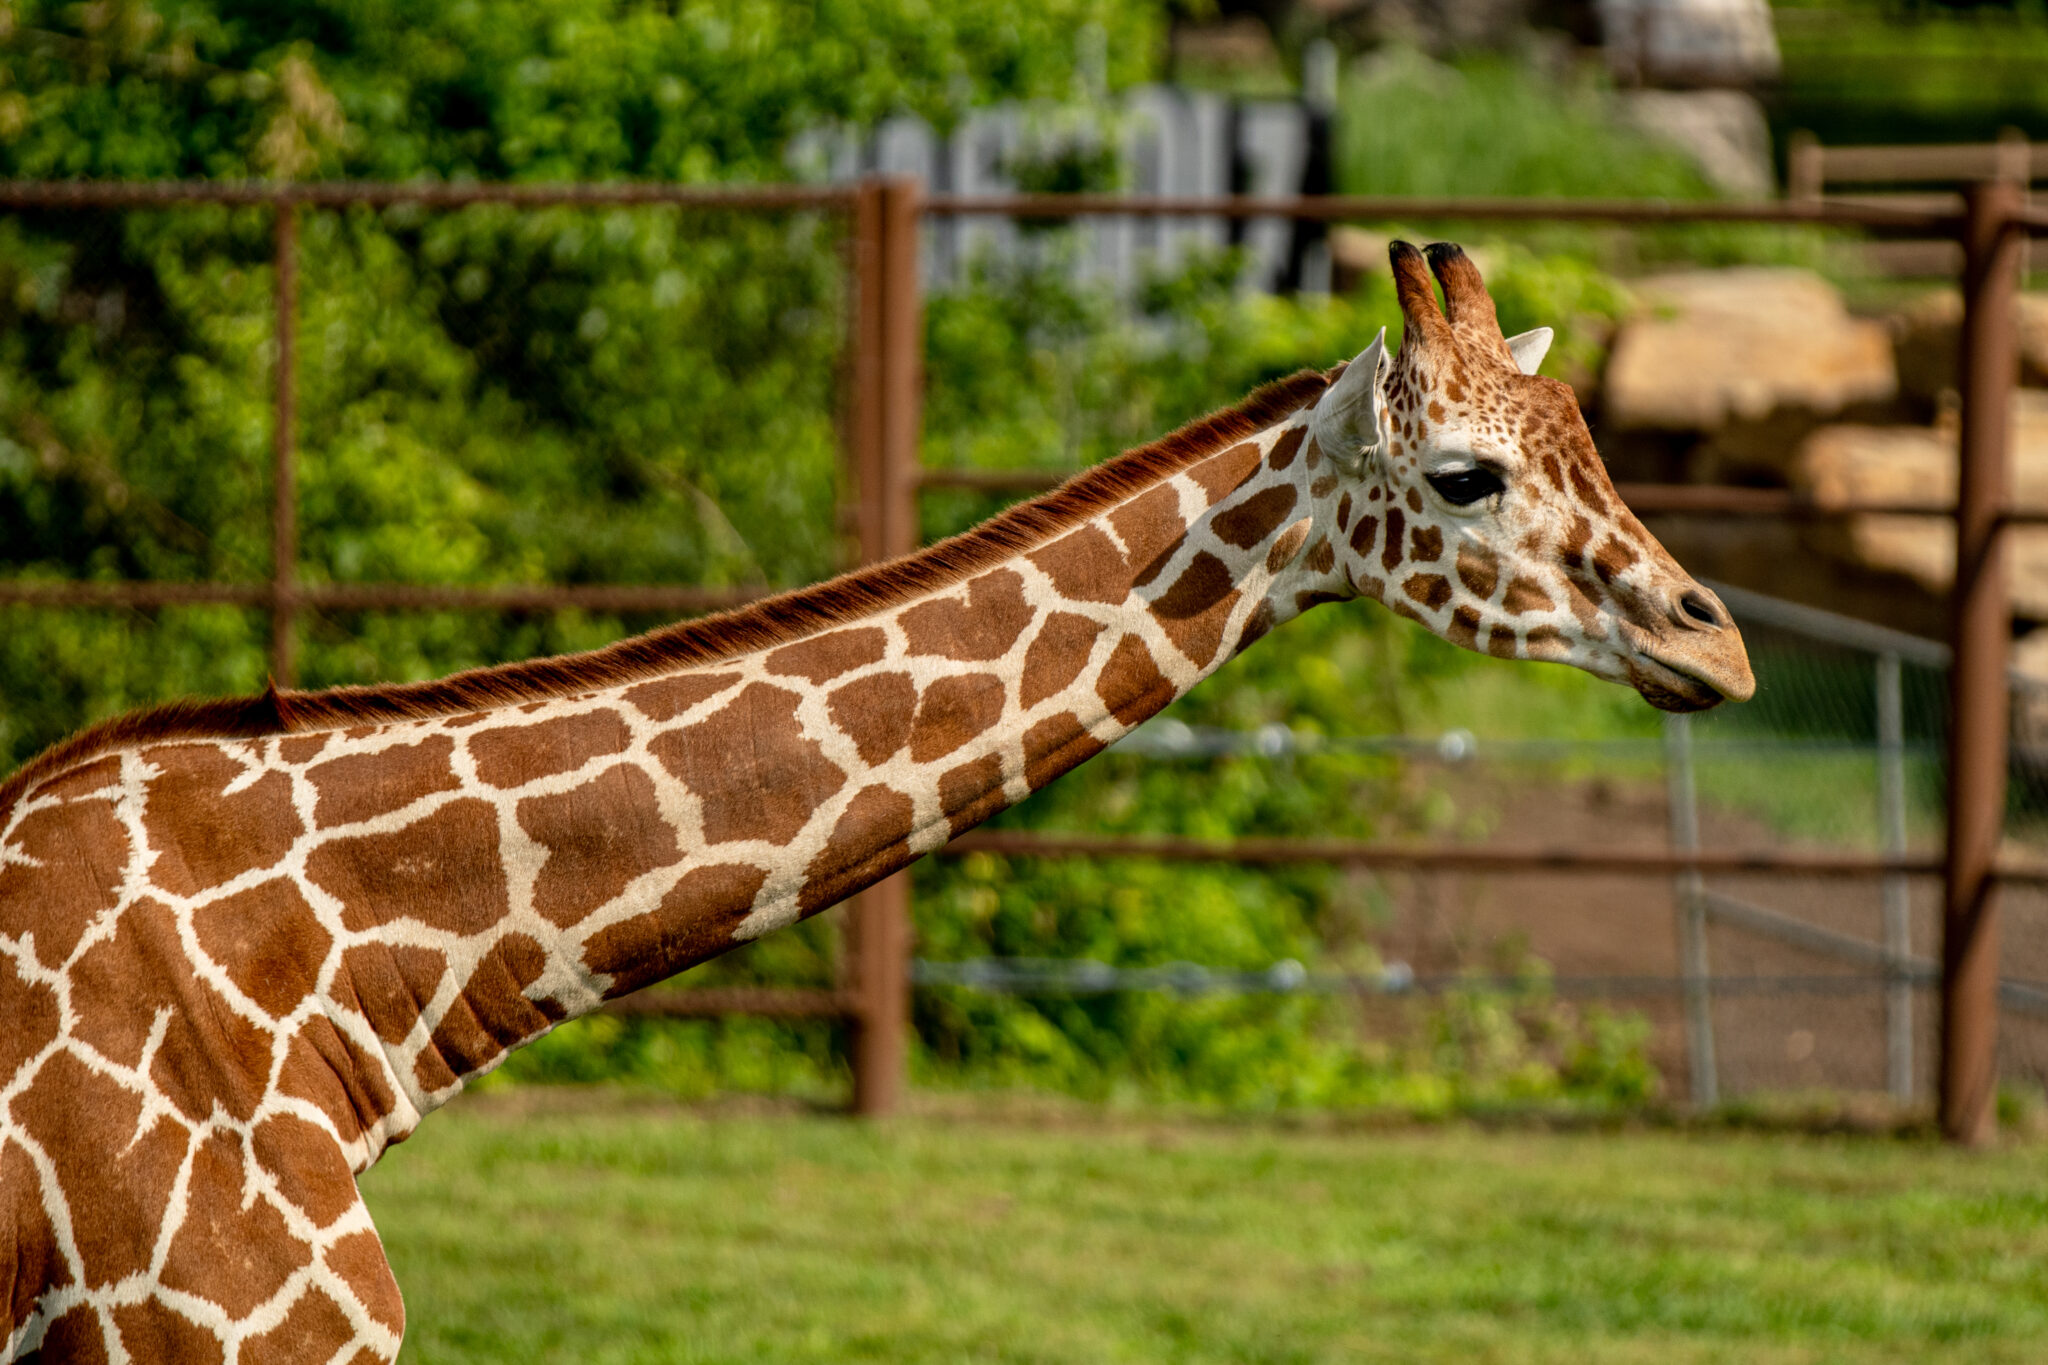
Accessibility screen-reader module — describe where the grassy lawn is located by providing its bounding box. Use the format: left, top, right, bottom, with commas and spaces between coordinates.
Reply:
359, 1090, 2048, 1364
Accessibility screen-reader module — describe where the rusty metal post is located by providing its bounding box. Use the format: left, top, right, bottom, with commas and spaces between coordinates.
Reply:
270, 202, 300, 686
848, 181, 886, 568
1665, 713, 1718, 1108
846, 177, 922, 1117
1942, 180, 2025, 1146
1785, 130, 1823, 204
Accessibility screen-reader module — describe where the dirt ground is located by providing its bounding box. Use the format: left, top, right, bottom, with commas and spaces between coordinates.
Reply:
1364, 771, 2048, 1106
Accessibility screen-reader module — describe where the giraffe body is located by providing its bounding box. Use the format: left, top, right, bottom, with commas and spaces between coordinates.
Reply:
0, 243, 1750, 1362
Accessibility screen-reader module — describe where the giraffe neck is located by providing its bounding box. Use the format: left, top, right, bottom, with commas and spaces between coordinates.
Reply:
0, 384, 1345, 1358
318, 405, 1343, 1146
0, 396, 1348, 1195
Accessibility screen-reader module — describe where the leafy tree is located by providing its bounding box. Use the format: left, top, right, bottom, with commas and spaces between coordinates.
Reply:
0, 1, 1657, 1108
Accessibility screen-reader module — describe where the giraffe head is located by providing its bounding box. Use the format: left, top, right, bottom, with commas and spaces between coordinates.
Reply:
1315, 240, 1753, 712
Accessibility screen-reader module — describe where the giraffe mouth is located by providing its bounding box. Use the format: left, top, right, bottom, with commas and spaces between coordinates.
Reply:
1627, 655, 1728, 713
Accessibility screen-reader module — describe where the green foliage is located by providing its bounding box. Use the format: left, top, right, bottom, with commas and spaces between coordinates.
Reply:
1773, 1, 2048, 147
0, 0, 1165, 182
1337, 49, 1713, 202
1, 3, 1670, 1113
500, 240, 1656, 1115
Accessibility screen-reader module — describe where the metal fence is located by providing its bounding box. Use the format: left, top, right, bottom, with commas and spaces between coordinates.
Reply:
2, 176, 2045, 1140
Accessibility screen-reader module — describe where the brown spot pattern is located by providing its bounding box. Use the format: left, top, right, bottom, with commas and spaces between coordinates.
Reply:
827, 671, 918, 766
1021, 613, 1107, 710
1, 1141, 66, 1336
278, 733, 330, 764
1265, 426, 1306, 470
1096, 635, 1175, 727
765, 627, 888, 684
340, 942, 450, 1044
899, 568, 1033, 661
0, 797, 128, 970
149, 970, 275, 1124
250, 1115, 362, 1229
414, 933, 559, 1091
10, 1053, 193, 1291
240, 1288, 357, 1365
158, 1133, 311, 1316
799, 784, 916, 913
1403, 574, 1453, 611
1559, 514, 1593, 570
1212, 485, 1298, 549
622, 671, 740, 723
938, 754, 1007, 836
307, 734, 459, 828
1455, 545, 1499, 601
1236, 600, 1278, 652
470, 710, 632, 790
1187, 441, 1265, 503
588, 862, 772, 996
1023, 712, 1108, 790
1503, 576, 1555, 614
276, 1017, 393, 1144
1348, 512, 1377, 556
1409, 524, 1444, 564
1380, 507, 1407, 574
519, 763, 681, 928
311, 798, 511, 937
0, 957, 58, 1090
141, 745, 301, 898
1566, 461, 1609, 515
38, 1307, 110, 1364
649, 684, 846, 847
1267, 520, 1312, 572
1027, 525, 1129, 605
193, 879, 332, 1017
1591, 536, 1639, 585
1109, 485, 1190, 588
1149, 551, 1240, 668
908, 674, 1007, 764
326, 1229, 407, 1333
113, 1301, 223, 1364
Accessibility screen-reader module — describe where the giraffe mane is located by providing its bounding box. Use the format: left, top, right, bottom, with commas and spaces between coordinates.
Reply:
1, 369, 1333, 816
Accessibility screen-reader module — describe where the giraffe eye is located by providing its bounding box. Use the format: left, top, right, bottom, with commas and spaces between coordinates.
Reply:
1426, 467, 1506, 507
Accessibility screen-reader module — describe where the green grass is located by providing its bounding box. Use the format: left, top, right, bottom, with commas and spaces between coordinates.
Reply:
362, 1091, 2048, 1364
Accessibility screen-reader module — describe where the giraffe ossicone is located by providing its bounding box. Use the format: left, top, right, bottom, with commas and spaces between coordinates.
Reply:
0, 239, 1749, 1363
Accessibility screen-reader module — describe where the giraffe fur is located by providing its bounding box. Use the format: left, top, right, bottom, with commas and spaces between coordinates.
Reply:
0, 240, 1750, 1362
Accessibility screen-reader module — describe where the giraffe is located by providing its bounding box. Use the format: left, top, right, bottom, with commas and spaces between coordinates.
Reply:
0, 240, 1750, 1363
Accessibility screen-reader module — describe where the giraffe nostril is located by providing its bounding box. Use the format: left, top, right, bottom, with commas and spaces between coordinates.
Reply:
1678, 590, 1721, 629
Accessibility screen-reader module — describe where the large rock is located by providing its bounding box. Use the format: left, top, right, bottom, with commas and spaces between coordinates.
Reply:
1890, 290, 2048, 407
1617, 90, 1775, 200
1605, 268, 1897, 431
1596, 0, 1781, 86
1796, 393, 2048, 616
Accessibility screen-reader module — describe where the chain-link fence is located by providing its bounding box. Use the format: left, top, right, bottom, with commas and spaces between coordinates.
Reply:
917, 577, 2048, 1109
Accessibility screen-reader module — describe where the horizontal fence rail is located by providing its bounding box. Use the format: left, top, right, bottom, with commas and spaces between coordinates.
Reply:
921, 192, 1974, 232
3, 176, 2042, 1139
0, 581, 771, 613
939, 830, 1964, 881
0, 180, 856, 209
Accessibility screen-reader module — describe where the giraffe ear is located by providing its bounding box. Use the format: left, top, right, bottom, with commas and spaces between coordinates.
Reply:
1505, 326, 1553, 376
1312, 329, 1388, 476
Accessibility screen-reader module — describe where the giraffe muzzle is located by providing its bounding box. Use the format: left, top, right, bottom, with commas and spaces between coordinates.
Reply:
1623, 581, 1756, 712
